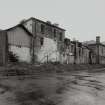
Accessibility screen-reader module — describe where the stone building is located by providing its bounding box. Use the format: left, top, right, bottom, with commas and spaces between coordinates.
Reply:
7, 24, 33, 63
60, 38, 90, 64
5, 17, 66, 63
72, 41, 90, 64
0, 17, 105, 65
88, 36, 105, 64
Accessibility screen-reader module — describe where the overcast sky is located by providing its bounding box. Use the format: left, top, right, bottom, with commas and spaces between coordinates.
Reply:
0, 0, 105, 42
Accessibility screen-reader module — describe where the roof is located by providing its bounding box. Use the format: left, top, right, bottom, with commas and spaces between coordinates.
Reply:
5, 24, 33, 37
88, 43, 105, 47
23, 17, 66, 31
71, 41, 90, 50
71, 41, 82, 45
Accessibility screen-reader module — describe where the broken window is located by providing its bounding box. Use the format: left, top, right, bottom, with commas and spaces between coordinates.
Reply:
40, 37, 44, 46
41, 24, 45, 34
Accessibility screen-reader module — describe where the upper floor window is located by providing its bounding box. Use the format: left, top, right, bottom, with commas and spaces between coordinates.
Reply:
54, 29, 56, 38
41, 24, 45, 34
102, 47, 104, 55
59, 32, 63, 41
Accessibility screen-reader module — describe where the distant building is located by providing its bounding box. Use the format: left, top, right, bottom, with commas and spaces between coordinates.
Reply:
88, 36, 105, 64
61, 38, 90, 64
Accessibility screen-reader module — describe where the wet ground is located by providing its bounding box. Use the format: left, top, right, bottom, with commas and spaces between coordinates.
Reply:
59, 69, 105, 105
0, 68, 105, 105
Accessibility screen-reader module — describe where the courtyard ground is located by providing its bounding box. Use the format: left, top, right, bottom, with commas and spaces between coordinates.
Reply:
0, 64, 105, 105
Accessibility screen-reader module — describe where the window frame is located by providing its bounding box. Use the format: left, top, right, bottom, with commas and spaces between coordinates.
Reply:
41, 24, 45, 34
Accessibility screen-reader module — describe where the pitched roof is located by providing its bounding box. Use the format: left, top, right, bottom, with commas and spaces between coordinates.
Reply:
5, 24, 33, 37
23, 17, 66, 31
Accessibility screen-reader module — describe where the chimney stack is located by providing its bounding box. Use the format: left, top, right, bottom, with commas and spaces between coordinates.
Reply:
96, 36, 100, 44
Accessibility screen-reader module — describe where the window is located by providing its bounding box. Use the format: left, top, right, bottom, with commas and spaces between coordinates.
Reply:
48, 26, 52, 34
79, 48, 81, 56
40, 37, 44, 46
41, 24, 45, 34
54, 29, 56, 38
59, 32, 63, 41
102, 47, 103, 55
71, 45, 74, 54
17, 45, 21, 48
82, 48, 84, 55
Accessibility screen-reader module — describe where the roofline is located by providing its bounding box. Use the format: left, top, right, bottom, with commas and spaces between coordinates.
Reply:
71, 41, 82, 44
24, 17, 66, 31
5, 24, 20, 31
88, 43, 105, 47
70, 41, 90, 50
5, 24, 33, 37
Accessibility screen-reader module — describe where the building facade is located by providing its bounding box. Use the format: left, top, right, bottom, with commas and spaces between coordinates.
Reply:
59, 38, 90, 64
23, 17, 65, 63
88, 36, 105, 64
0, 17, 105, 65
6, 17, 65, 64
7, 25, 33, 63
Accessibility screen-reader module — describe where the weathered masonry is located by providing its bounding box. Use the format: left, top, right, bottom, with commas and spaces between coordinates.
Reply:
5, 17, 65, 64
61, 38, 90, 64
88, 36, 105, 64
22, 17, 65, 63
0, 17, 105, 65
7, 25, 32, 63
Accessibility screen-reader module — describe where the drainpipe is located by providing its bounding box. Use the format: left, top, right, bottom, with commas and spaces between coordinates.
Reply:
97, 44, 99, 64
32, 20, 37, 64
96, 36, 100, 64
74, 41, 77, 64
